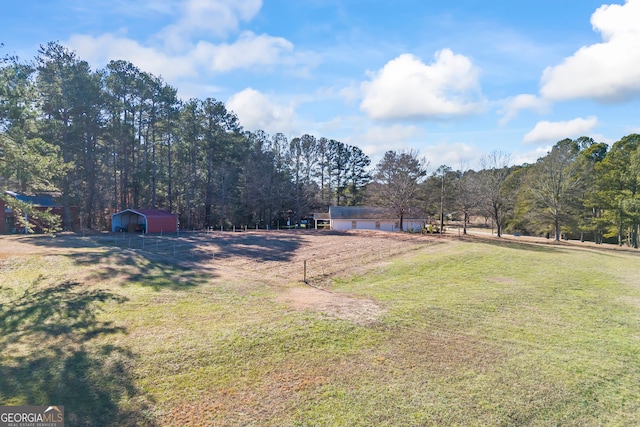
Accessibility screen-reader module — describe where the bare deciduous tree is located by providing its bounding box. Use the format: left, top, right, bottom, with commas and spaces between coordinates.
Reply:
477, 151, 513, 237
372, 149, 427, 231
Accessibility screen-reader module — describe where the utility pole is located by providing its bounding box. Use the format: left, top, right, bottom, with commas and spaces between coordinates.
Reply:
440, 169, 445, 234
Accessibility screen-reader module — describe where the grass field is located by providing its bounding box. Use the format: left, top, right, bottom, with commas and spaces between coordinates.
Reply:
1, 232, 639, 426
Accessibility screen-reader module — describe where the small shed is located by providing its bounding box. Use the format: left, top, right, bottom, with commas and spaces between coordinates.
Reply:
111, 209, 177, 234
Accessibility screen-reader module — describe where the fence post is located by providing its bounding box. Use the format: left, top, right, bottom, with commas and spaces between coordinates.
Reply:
304, 260, 307, 283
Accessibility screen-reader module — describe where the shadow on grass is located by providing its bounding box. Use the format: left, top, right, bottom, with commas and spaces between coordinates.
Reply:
68, 248, 210, 291
24, 230, 308, 264
0, 280, 156, 426
193, 231, 305, 261
461, 234, 568, 253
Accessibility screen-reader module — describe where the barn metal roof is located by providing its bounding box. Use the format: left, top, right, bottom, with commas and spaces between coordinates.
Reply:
112, 209, 176, 218
4, 191, 58, 207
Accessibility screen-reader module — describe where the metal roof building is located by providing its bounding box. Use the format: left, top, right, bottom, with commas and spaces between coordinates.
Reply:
111, 209, 178, 234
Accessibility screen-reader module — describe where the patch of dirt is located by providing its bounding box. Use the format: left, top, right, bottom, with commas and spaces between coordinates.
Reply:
277, 286, 385, 326
165, 400, 225, 427
165, 362, 333, 426
183, 229, 441, 286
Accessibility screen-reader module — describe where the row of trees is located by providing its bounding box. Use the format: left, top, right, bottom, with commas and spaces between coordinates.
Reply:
425, 135, 640, 247
0, 43, 373, 231
2, 42, 640, 246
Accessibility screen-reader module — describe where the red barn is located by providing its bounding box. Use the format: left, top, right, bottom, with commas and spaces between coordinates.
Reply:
1, 191, 72, 233
111, 209, 178, 234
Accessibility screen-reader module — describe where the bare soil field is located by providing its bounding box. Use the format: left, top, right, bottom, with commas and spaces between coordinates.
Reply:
0, 230, 445, 324
0, 229, 444, 279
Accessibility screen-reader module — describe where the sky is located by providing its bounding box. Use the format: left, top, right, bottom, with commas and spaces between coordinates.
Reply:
2, 0, 640, 169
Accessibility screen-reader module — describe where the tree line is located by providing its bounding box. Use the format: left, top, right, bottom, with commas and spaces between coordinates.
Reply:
0, 42, 371, 232
2, 42, 640, 247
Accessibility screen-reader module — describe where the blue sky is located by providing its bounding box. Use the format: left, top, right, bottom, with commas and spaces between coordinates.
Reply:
3, 0, 640, 169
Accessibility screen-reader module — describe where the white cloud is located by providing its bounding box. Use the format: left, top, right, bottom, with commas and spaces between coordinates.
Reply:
360, 50, 485, 120
498, 94, 549, 125
523, 116, 599, 145
540, 0, 640, 102
226, 88, 297, 134
70, 31, 295, 79
193, 32, 293, 72
67, 33, 197, 81
158, 0, 262, 48
66, 0, 305, 85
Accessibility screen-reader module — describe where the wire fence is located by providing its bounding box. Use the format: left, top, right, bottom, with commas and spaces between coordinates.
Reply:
88, 230, 429, 285
95, 232, 209, 260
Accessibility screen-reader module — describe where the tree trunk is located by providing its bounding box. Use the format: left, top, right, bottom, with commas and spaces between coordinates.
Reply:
463, 211, 468, 235
168, 134, 173, 211
618, 214, 623, 246
493, 205, 502, 237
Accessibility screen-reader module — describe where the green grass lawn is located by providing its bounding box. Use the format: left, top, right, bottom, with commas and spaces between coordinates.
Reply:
1, 237, 639, 426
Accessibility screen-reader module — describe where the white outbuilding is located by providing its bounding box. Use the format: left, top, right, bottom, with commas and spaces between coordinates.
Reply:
317, 206, 425, 232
